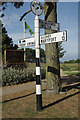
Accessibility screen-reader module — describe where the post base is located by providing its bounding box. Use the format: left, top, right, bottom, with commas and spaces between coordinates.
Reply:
36, 95, 42, 111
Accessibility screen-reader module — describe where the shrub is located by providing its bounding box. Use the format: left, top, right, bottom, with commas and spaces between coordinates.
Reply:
2, 66, 46, 86
2, 67, 36, 86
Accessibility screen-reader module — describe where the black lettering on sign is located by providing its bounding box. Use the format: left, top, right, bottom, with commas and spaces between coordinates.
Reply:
63, 32, 65, 35
49, 38, 50, 42
27, 42, 34, 46
54, 37, 56, 41
41, 39, 44, 44
62, 36, 65, 40
51, 37, 55, 42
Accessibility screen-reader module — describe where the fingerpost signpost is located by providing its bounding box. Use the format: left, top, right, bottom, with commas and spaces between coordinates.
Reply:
31, 0, 43, 111
19, 0, 67, 112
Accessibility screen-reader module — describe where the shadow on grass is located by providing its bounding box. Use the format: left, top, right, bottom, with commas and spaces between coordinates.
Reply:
43, 77, 80, 109
42, 75, 80, 110
2, 92, 36, 103
61, 75, 79, 85
42, 91, 80, 110
62, 83, 80, 92
2, 75, 80, 112
2, 89, 45, 103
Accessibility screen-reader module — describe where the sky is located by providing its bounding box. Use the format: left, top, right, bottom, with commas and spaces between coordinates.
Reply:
1, 1, 79, 62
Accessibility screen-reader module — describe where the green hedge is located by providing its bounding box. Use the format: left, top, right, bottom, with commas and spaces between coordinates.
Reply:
2, 66, 46, 86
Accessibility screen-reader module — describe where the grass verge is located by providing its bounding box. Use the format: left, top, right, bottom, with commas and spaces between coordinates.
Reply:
65, 72, 80, 77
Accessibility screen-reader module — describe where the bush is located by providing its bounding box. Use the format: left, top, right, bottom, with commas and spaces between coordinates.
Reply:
2, 67, 36, 86
2, 66, 46, 86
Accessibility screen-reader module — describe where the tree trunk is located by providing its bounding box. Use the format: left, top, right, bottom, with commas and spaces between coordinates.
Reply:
44, 2, 62, 94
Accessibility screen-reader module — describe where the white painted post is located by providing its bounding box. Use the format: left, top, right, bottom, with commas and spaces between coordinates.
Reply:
24, 19, 26, 62
35, 15, 42, 111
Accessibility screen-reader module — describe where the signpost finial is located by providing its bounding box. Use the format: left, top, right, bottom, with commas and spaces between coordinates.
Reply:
31, 0, 43, 16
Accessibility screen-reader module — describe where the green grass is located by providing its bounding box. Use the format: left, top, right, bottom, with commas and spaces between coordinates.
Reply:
61, 63, 79, 71
65, 72, 80, 76
28, 62, 79, 71
27, 63, 36, 68
27, 62, 46, 70
24, 108, 38, 117
3, 86, 78, 118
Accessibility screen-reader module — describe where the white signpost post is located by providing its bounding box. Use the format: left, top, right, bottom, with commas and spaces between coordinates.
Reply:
19, 0, 67, 112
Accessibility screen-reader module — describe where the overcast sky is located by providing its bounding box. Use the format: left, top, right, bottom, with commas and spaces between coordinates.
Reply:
1, 1, 79, 62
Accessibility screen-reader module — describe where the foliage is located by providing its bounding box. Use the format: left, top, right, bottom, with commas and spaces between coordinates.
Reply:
40, 48, 46, 62
2, 26, 13, 53
2, 66, 46, 86
1, 2, 23, 53
61, 63, 79, 71
20, 48, 46, 63
64, 59, 80, 63
2, 2, 24, 9
26, 48, 35, 62
58, 42, 66, 58
1, 2, 24, 17
2, 25, 18, 54
2, 66, 36, 86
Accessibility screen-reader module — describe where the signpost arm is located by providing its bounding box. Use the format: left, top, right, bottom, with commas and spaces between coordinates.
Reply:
35, 15, 42, 111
